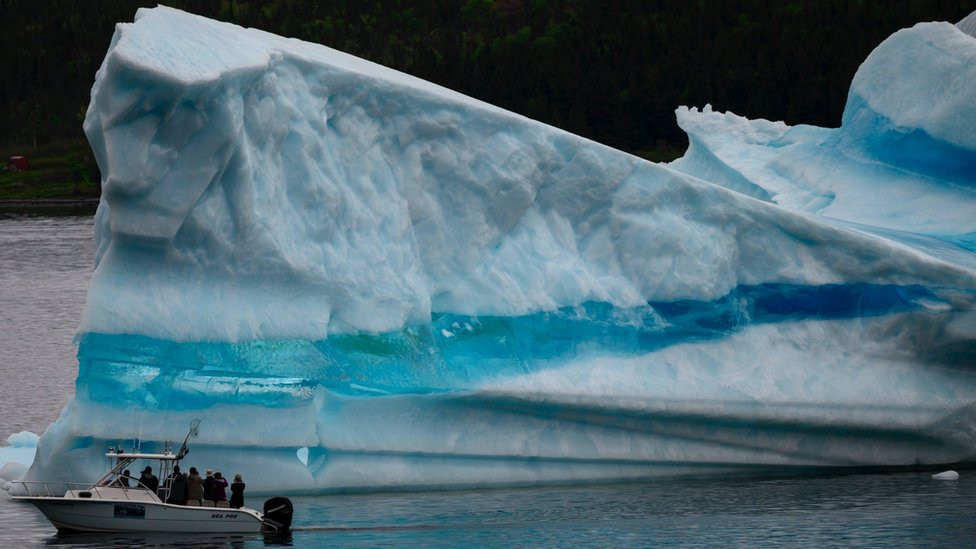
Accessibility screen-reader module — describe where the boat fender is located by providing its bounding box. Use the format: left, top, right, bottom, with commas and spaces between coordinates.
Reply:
262, 496, 293, 531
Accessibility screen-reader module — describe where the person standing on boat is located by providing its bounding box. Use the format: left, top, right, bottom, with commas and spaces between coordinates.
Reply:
113, 469, 132, 487
203, 469, 215, 504
212, 471, 229, 504
166, 465, 187, 505
185, 467, 204, 505
138, 466, 158, 493
229, 473, 245, 508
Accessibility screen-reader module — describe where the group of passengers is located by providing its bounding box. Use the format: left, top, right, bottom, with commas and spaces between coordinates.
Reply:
125, 465, 246, 508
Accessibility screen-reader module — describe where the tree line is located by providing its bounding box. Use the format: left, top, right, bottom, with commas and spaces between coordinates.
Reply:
1, 0, 972, 159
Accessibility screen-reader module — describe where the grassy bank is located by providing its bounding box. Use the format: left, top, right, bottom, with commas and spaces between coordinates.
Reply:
0, 140, 100, 203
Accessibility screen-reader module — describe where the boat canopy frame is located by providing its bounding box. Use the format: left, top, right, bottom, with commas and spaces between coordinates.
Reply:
98, 419, 200, 500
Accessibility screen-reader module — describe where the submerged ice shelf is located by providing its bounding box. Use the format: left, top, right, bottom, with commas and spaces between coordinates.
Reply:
18, 7, 976, 493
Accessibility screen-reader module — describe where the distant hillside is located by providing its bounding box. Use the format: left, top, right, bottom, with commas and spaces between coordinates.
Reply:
1, 0, 973, 159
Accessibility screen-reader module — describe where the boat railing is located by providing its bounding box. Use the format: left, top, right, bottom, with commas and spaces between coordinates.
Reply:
12, 480, 156, 501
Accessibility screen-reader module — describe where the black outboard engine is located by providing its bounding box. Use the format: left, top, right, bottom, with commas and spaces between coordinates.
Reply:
262, 496, 294, 532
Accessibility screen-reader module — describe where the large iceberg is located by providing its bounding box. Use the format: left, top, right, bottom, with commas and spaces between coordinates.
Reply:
21, 7, 976, 493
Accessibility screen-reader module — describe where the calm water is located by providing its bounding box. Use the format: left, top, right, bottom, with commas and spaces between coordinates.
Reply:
2, 214, 975, 547
0, 215, 92, 435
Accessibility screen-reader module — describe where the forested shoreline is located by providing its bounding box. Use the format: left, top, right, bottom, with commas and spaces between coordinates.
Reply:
1, 0, 973, 167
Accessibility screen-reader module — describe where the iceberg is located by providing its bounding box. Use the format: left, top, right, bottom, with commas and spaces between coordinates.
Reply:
19, 7, 976, 494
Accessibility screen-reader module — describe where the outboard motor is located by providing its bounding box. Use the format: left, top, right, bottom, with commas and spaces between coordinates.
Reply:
262, 496, 294, 532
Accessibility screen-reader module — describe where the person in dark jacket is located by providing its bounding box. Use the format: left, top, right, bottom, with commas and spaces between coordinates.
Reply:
212, 471, 229, 503
229, 473, 245, 509
166, 465, 187, 505
113, 469, 131, 487
203, 469, 215, 503
138, 466, 159, 494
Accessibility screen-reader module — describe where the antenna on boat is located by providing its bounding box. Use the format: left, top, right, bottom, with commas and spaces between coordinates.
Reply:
175, 419, 200, 460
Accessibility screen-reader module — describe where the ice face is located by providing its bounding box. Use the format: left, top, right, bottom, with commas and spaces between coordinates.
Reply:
19, 7, 976, 494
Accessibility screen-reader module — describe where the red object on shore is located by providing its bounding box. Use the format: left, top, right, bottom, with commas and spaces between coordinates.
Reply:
7, 156, 28, 171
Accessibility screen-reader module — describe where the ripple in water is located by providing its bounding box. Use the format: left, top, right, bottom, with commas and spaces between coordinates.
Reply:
0, 215, 94, 436
3, 474, 976, 546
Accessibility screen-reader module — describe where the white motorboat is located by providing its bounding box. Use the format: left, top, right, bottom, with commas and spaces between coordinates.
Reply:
11, 423, 292, 534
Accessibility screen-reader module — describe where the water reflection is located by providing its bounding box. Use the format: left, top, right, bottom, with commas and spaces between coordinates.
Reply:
7, 472, 974, 547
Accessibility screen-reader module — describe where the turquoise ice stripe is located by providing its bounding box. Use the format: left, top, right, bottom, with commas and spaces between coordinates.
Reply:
840, 93, 976, 186
741, 283, 931, 319
75, 283, 936, 408
949, 232, 976, 254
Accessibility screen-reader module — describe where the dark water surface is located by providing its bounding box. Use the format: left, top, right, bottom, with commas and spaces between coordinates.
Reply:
1, 215, 974, 547
0, 215, 92, 435
3, 474, 975, 547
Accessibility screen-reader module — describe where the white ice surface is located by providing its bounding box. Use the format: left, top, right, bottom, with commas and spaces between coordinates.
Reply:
0, 432, 37, 479
81, 7, 976, 342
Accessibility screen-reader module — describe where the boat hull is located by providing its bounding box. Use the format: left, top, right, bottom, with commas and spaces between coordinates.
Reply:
17, 497, 264, 533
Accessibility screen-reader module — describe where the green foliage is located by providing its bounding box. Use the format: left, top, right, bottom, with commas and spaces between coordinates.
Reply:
461, 0, 495, 22
1, 0, 973, 161
0, 142, 100, 200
